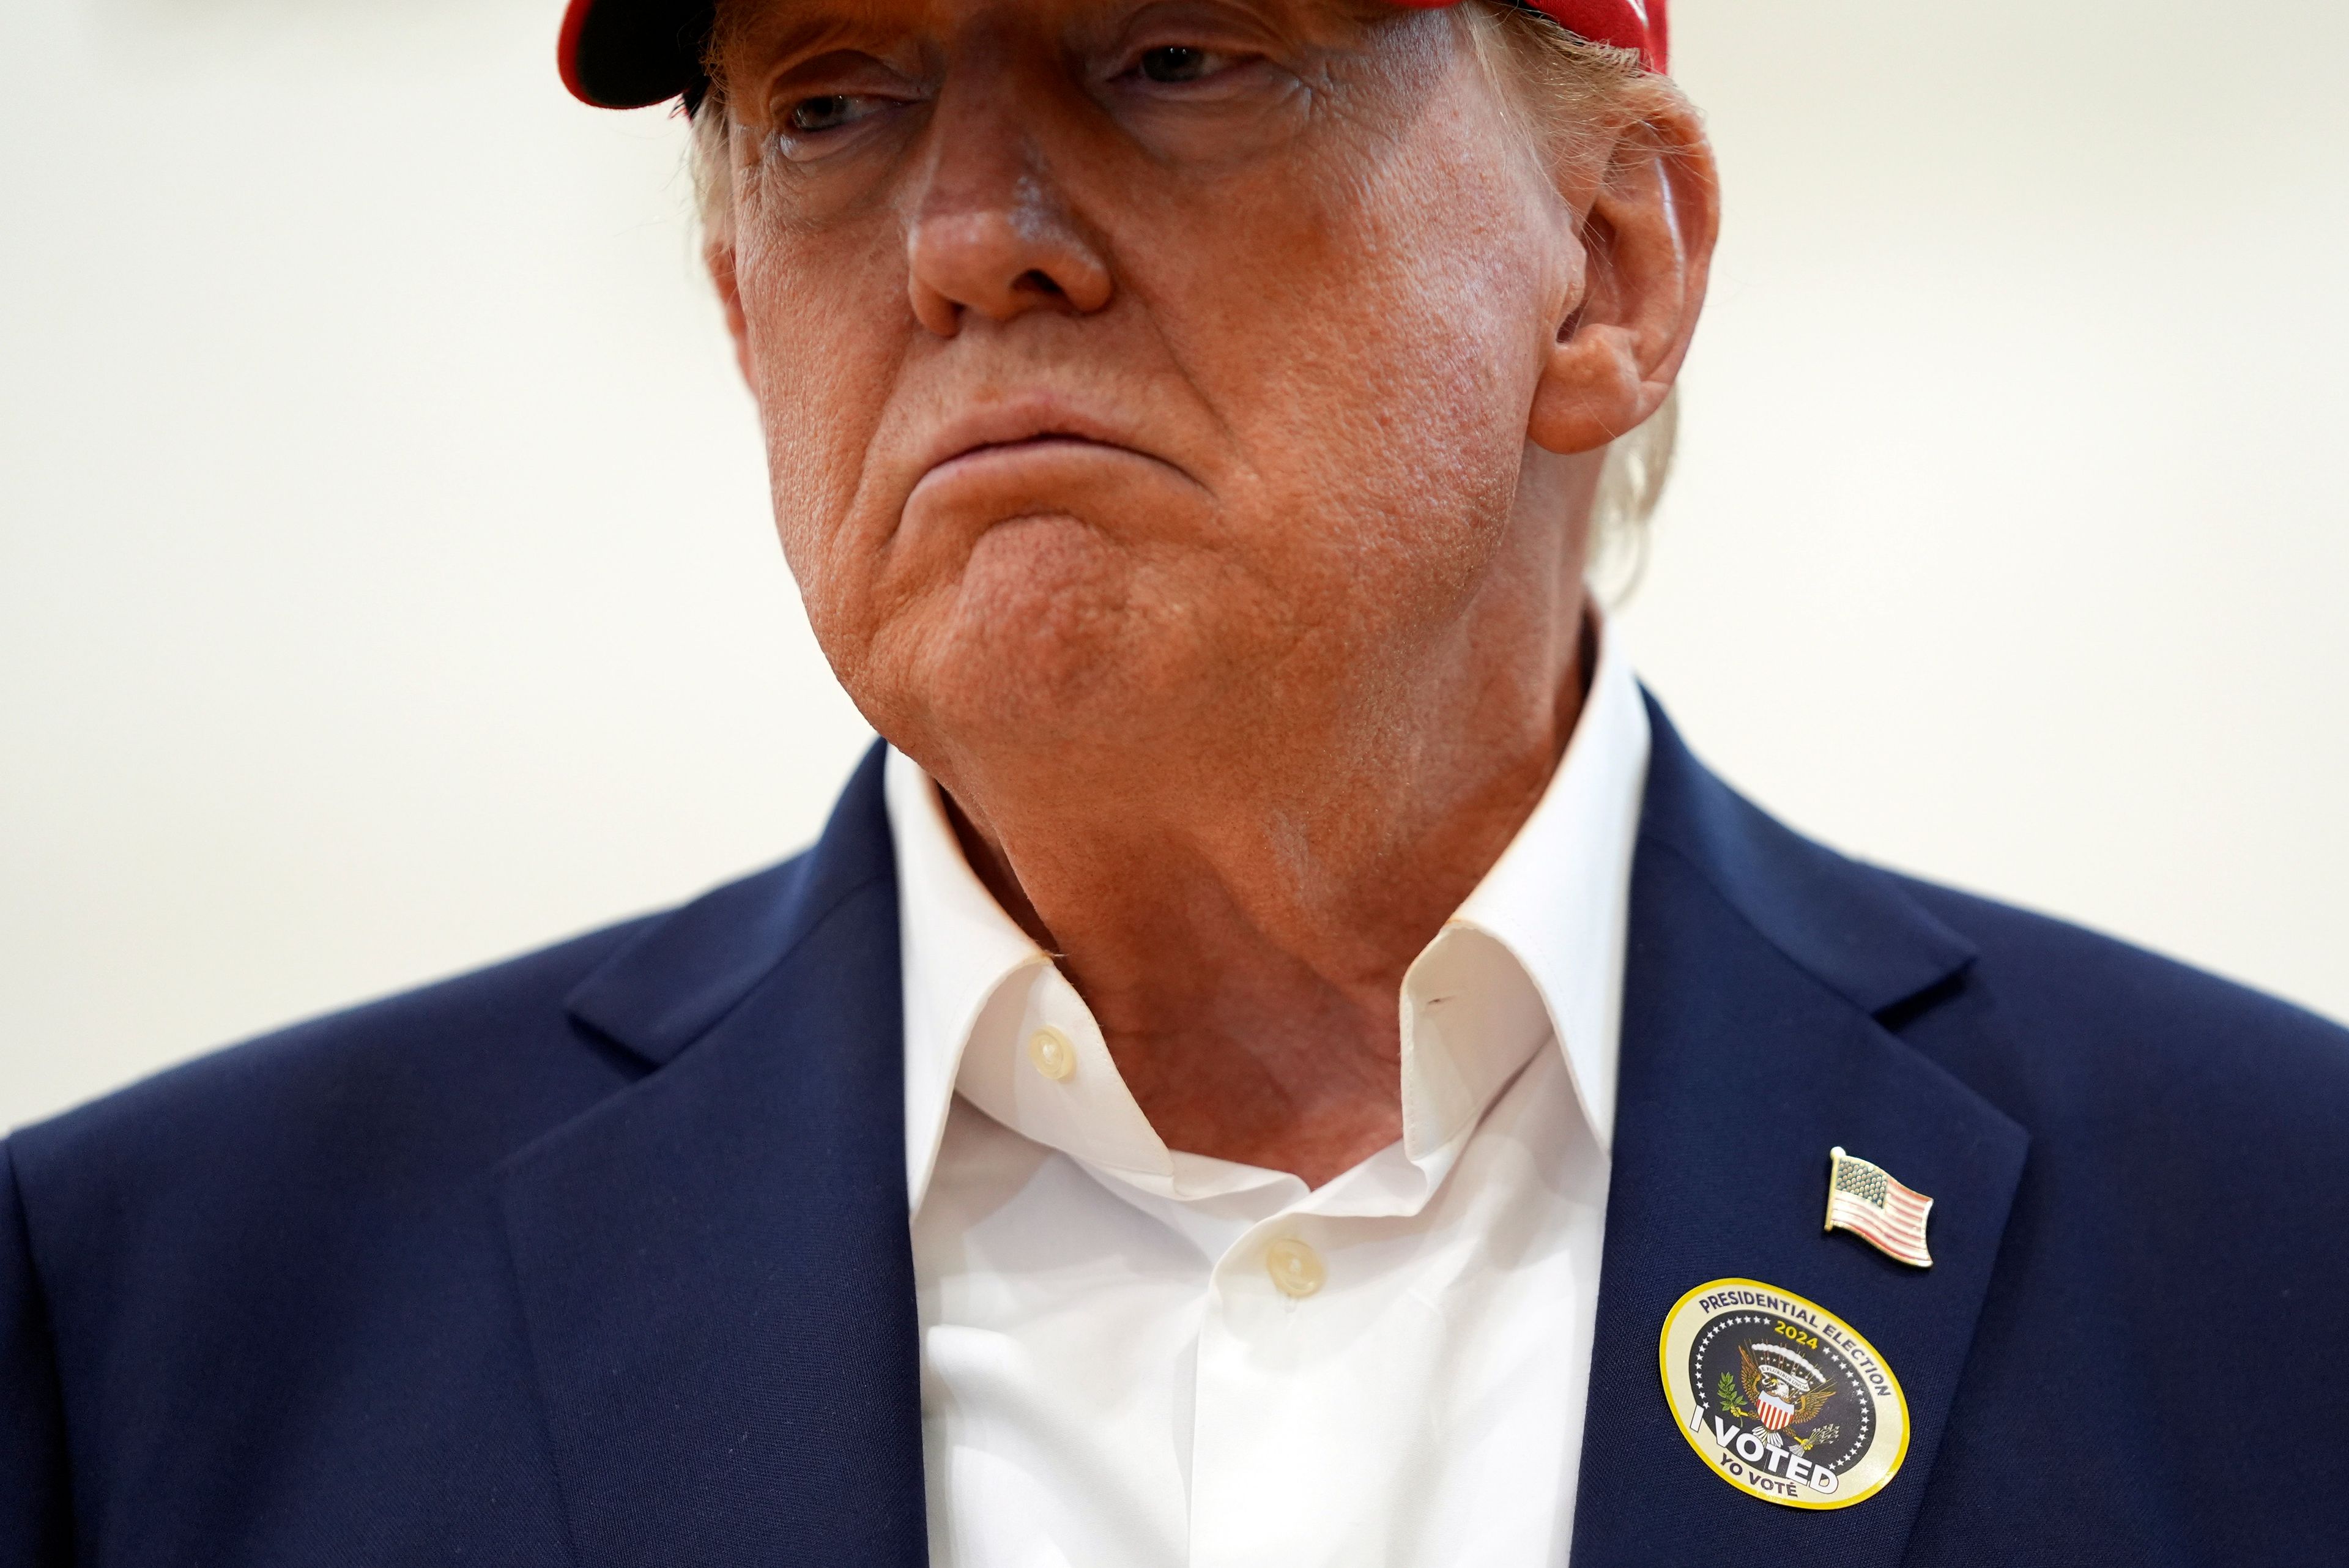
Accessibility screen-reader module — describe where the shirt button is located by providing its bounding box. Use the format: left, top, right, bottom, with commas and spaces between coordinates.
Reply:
1264, 1238, 1326, 1299
1026, 1027, 1077, 1082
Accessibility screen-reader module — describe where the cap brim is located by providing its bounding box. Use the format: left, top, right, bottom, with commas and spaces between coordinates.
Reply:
559, 0, 713, 110
555, 0, 1660, 111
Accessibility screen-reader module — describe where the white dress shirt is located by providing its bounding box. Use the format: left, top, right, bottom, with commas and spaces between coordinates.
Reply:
889, 623, 1651, 1568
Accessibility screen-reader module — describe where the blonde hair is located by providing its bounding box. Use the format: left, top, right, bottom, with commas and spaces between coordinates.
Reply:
689, 0, 1688, 574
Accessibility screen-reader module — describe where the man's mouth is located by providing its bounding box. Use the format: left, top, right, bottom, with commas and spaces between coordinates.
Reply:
915, 398, 1146, 486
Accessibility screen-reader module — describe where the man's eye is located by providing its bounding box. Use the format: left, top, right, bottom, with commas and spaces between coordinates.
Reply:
1136, 46, 1217, 84
787, 94, 881, 135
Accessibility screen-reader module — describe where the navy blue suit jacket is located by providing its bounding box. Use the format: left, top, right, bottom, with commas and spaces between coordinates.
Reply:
7, 700, 2347, 1566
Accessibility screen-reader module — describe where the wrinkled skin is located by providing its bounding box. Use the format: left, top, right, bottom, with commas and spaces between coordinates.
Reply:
707, 0, 1716, 1182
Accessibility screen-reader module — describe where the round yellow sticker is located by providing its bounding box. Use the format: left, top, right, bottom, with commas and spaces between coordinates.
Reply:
1658, 1278, 1910, 1510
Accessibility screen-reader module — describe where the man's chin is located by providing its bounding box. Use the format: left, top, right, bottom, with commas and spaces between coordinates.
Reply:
904, 518, 1221, 751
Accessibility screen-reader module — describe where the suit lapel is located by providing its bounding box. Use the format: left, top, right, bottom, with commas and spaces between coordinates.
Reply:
499, 745, 927, 1567
1568, 702, 2029, 1567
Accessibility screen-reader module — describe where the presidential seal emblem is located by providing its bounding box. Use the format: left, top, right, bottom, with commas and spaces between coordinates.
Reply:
1658, 1278, 1909, 1510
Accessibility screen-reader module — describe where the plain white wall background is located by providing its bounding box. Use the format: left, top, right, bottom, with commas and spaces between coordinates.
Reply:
3, 0, 2343, 1131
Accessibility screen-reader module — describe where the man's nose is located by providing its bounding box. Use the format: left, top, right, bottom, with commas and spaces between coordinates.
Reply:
904, 87, 1113, 336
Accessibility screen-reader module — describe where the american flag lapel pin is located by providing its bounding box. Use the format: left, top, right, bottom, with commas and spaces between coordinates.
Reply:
1824, 1147, 1934, 1268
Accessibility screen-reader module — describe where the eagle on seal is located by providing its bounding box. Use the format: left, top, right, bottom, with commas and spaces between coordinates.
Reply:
1740, 1342, 1838, 1430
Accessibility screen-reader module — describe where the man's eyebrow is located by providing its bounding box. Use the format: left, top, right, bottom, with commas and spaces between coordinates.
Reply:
714, 8, 904, 89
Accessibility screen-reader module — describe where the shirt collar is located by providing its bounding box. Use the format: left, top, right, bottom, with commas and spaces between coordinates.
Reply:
1443, 611, 1648, 1157
885, 741, 1049, 1213
889, 615, 1650, 1213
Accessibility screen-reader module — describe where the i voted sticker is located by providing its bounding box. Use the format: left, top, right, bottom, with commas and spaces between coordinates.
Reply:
1658, 1278, 1909, 1510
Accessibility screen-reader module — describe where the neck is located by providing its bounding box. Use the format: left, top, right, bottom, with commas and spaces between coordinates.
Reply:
933, 589, 1599, 1187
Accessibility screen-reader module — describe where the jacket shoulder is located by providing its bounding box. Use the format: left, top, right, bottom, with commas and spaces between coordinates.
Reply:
1896, 872, 2348, 1068
1880, 872, 2349, 1176
9, 850, 801, 1241
15, 916, 645, 1186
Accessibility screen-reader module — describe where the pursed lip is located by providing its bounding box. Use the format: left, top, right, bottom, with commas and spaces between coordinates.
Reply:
908, 396, 1184, 496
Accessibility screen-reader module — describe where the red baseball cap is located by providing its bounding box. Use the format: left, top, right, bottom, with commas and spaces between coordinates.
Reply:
558, 0, 1666, 110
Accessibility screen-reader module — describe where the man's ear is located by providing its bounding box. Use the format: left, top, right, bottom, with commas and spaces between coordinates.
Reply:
1528, 102, 1719, 455
706, 240, 755, 387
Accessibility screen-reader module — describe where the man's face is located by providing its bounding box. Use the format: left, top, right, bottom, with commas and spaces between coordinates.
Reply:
710, 0, 1609, 773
